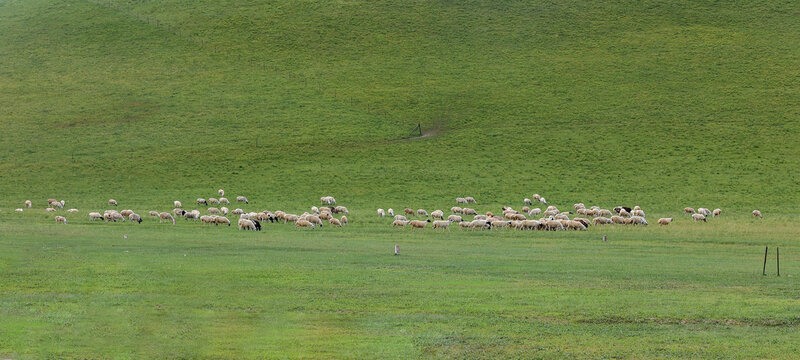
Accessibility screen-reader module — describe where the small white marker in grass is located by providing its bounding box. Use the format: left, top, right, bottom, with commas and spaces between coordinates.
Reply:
602, 235, 607, 242
394, 244, 399, 256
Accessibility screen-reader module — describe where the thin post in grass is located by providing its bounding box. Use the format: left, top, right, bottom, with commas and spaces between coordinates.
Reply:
763, 246, 768, 276
777, 247, 780, 276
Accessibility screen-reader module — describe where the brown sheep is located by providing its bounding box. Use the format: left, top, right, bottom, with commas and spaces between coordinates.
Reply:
752, 210, 762, 218
713, 209, 721, 217
684, 207, 695, 214
658, 218, 673, 225
409, 219, 431, 230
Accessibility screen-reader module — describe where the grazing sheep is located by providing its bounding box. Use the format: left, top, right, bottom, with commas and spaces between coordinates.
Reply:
334, 206, 349, 214
197, 198, 208, 206
409, 219, 431, 230
184, 211, 199, 221
404, 208, 414, 216
610, 216, 625, 224
697, 208, 711, 216
544, 220, 564, 231
215, 216, 231, 226
469, 219, 491, 230
232, 208, 243, 215
520, 220, 542, 230
753, 210, 762, 218
320, 196, 336, 205
173, 208, 186, 217
174, 201, 182, 208
597, 209, 613, 218
658, 218, 673, 226
318, 212, 332, 220
148, 211, 159, 217
88, 212, 103, 221
459, 221, 471, 230
109, 199, 117, 206
236, 196, 249, 204
387, 208, 394, 216
491, 220, 511, 229
25, 200, 32, 208
209, 198, 220, 205
465, 196, 476, 204
377, 208, 385, 217
296, 220, 315, 229
219, 197, 230, 204
692, 214, 707, 222
208, 207, 221, 214
159, 212, 175, 225
619, 209, 630, 217
431, 210, 444, 219
129, 213, 142, 224
392, 219, 409, 227
532, 194, 541, 201
633, 206, 642, 211
341, 216, 348, 226
66, 209, 79, 213
473, 215, 488, 221
306, 215, 323, 227
120, 209, 134, 217
200, 215, 214, 225
55, 216, 67, 224
462, 208, 478, 215
593, 217, 613, 225
448, 215, 463, 223
713, 209, 721, 217
631, 209, 645, 218
433, 220, 450, 230
394, 215, 408, 221
456, 197, 467, 204
15, 208, 23, 212
105, 211, 125, 222
628, 216, 648, 226
524, 198, 532, 205
539, 197, 547, 204
574, 203, 586, 210
218, 189, 224, 196
528, 208, 541, 216
566, 220, 587, 231
46, 208, 56, 212
238, 218, 256, 231
451, 206, 463, 214
555, 214, 569, 221
684, 207, 695, 214
329, 218, 342, 227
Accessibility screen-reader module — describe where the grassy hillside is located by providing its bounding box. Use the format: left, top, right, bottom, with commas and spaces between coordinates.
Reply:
1, 0, 798, 212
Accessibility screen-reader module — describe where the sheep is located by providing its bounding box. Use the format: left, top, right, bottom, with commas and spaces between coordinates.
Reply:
218, 189, 224, 197
105, 212, 125, 222
306, 215, 323, 227
633, 206, 642, 211
208, 207, 221, 214
524, 198, 532, 205
219, 197, 230, 204
539, 197, 547, 204
174, 201, 182, 208
283, 214, 300, 223
658, 218, 673, 226
544, 220, 564, 231
236, 196, 249, 204
574, 203, 586, 210
240, 213, 250, 220
684, 207, 695, 214
109, 199, 117, 206
129, 213, 142, 224
631, 209, 645, 218
697, 208, 711, 216
469, 219, 491, 230
252, 219, 262, 231
55, 216, 67, 224
451, 206, 463, 214
387, 208, 394, 216
197, 198, 208, 206
329, 218, 342, 227
66, 209, 79, 213
238, 218, 256, 231
409, 219, 431, 230
456, 197, 467, 204
148, 211, 159, 217
320, 196, 336, 205
628, 216, 648, 226
491, 220, 511, 229
159, 212, 175, 225
334, 206, 349, 214
465, 196, 476, 204
753, 210, 762, 218
341, 216, 348, 226
431, 210, 444, 219
120, 209, 134, 217
473, 215, 488, 221
55, 200, 65, 208
566, 220, 587, 231
528, 208, 541, 216
404, 208, 414, 216
610, 216, 625, 224
432, 220, 450, 230
597, 209, 613, 218
593, 217, 613, 225
377, 208, 385, 217
713, 209, 721, 217
25, 200, 32, 208
619, 209, 630, 217
232, 208, 243, 215
200, 215, 215, 225
318, 212, 332, 220
88, 212, 102, 221
14, 208, 23, 212
520, 220, 542, 230
46, 208, 56, 212
394, 215, 408, 221
692, 214, 707, 222
296, 220, 315, 229
459, 221, 472, 230
532, 194, 541, 201
462, 208, 478, 215
173, 208, 186, 217
184, 211, 199, 221
208, 198, 220, 205
392, 219, 409, 227
448, 215, 463, 223
215, 216, 231, 226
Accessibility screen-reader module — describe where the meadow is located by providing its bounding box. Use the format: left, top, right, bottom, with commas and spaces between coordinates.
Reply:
1, 0, 799, 358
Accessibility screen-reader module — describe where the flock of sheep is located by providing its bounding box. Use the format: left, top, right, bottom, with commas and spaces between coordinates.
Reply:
381, 193, 764, 231
10, 191, 350, 231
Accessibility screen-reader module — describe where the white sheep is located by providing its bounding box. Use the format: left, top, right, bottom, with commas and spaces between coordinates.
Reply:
236, 196, 249, 204
219, 197, 230, 204
148, 211, 159, 217
215, 216, 231, 226
465, 196, 476, 204
109, 199, 117, 206
692, 214, 707, 222
55, 216, 67, 224
448, 215, 463, 223
218, 189, 225, 197
524, 198, 532, 205
129, 213, 142, 223
208, 198, 220, 205
753, 210, 762, 218
539, 197, 547, 204
394, 215, 408, 222
295, 220, 315, 229
409, 219, 431, 230
197, 198, 208, 205
221, 207, 229, 215
159, 212, 175, 225
432, 220, 450, 230
174, 201, 182, 208
46, 208, 56, 212
377, 208, 385, 217
431, 210, 444, 220
417, 209, 428, 217
392, 219, 409, 227
25, 200, 32, 208
238, 218, 256, 231
713, 209, 721, 217
658, 218, 673, 225
89, 212, 103, 221
208, 207, 221, 214
387, 208, 394, 216
67, 209, 79, 213
341, 216, 348, 226
456, 197, 467, 204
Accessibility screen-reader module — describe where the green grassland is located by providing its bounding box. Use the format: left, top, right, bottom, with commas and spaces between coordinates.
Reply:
1, 0, 799, 358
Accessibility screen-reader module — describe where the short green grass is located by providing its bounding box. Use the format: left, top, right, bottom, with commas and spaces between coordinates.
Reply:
1, 0, 799, 358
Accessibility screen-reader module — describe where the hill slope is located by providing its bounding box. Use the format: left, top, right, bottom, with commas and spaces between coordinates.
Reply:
1, 0, 798, 211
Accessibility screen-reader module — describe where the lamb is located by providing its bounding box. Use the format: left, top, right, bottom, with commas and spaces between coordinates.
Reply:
456, 197, 467, 204
520, 220, 542, 230
377, 208, 385, 217
215, 216, 231, 226
236, 196, 249, 204
521, 206, 530, 213
409, 219, 431, 230
295, 220, 315, 229
753, 210, 762, 218
341, 216, 348, 226
431, 210, 444, 219
200, 215, 215, 225
306, 215, 323, 227
692, 214, 707, 222
658, 218, 673, 225
544, 220, 564, 231
219, 197, 230, 204
524, 198, 532, 205
174, 201, 182, 208
532, 194, 541, 201
432, 220, 450, 230
387, 208, 394, 216
593, 217, 613, 225
392, 219, 409, 227
208, 207, 221, 214
109, 199, 117, 206
318, 212, 332, 220
684, 207, 695, 214
159, 212, 175, 225
105, 212, 125, 222
712, 209, 721, 217
448, 215, 463, 223
462, 208, 478, 215
25, 200, 32, 208
218, 189, 225, 197
491, 220, 511, 229
465, 196, 476, 204
67, 209, 79, 213
197, 198, 208, 206
329, 218, 342, 227
238, 218, 256, 231
619, 209, 630, 217
129, 213, 142, 223
55, 216, 67, 224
